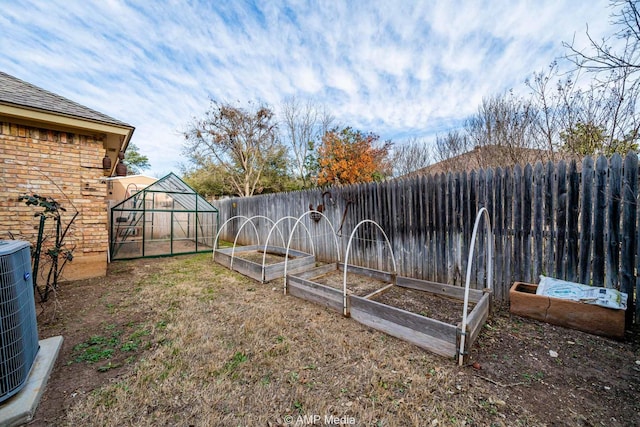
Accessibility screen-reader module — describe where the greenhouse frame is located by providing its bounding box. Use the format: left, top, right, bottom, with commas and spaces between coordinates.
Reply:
109, 173, 219, 260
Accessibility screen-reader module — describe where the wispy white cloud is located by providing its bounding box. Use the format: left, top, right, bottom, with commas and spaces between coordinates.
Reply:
0, 0, 616, 174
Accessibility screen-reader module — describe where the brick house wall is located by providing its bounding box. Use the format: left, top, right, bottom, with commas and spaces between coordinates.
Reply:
0, 121, 110, 280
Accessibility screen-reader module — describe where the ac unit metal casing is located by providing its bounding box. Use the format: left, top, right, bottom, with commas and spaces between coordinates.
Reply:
0, 240, 39, 403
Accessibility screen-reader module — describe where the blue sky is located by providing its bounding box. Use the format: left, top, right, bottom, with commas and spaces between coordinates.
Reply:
1, 1, 614, 176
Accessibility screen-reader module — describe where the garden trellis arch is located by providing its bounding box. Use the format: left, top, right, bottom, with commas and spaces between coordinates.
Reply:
342, 219, 397, 316
284, 210, 341, 293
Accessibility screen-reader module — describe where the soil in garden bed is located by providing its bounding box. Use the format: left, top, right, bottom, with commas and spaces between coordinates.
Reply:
311, 269, 390, 296
372, 286, 475, 325
235, 250, 293, 265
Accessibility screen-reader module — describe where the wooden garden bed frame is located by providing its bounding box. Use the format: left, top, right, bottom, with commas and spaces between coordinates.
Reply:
285, 209, 494, 365
214, 244, 315, 283
213, 214, 317, 283
286, 262, 492, 362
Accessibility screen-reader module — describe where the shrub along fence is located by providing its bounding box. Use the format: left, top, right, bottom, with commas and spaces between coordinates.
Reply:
213, 153, 639, 326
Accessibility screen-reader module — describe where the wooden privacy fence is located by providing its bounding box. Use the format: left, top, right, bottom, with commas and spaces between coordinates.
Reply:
213, 153, 640, 325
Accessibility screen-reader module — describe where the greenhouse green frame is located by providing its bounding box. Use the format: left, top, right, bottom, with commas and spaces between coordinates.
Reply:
109, 173, 219, 260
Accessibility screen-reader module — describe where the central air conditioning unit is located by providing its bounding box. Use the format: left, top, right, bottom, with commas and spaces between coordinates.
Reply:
0, 240, 39, 403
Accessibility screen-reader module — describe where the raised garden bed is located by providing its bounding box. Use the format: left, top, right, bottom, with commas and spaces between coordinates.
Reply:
214, 244, 315, 283
286, 263, 491, 362
285, 263, 391, 313
509, 282, 625, 339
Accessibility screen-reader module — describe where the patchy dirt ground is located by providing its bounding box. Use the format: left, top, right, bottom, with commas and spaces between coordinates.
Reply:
472, 304, 640, 425
29, 260, 162, 426
20, 254, 640, 426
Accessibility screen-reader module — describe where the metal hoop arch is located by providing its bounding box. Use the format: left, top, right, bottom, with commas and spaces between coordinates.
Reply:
283, 210, 340, 294
343, 219, 397, 316
458, 207, 493, 366
261, 216, 312, 283
212, 215, 256, 261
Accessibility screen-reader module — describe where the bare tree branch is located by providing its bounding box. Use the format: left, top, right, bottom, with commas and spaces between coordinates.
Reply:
183, 101, 282, 197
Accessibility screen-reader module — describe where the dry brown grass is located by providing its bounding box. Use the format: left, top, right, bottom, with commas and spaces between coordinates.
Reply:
62, 254, 538, 426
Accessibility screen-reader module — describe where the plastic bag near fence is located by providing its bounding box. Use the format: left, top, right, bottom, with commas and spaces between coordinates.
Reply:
536, 275, 628, 310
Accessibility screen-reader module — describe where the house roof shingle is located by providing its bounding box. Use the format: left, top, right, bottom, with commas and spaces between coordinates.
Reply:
0, 71, 132, 128
414, 145, 564, 176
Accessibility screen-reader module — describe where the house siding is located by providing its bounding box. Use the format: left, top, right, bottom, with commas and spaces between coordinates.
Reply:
0, 121, 109, 280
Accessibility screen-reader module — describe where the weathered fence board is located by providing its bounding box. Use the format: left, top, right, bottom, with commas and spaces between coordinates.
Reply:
513, 165, 523, 282
567, 160, 580, 282
579, 157, 594, 285
213, 153, 640, 323
607, 155, 622, 290
545, 161, 555, 278
494, 168, 504, 301
503, 168, 513, 301
533, 162, 544, 280
523, 164, 533, 283
555, 161, 567, 279
622, 154, 638, 325
477, 169, 487, 289
593, 156, 608, 286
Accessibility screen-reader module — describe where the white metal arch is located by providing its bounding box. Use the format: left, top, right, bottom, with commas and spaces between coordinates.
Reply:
212, 215, 256, 261
261, 216, 311, 283
283, 210, 340, 294
343, 219, 397, 316
262, 216, 290, 250
231, 215, 277, 269
458, 207, 493, 366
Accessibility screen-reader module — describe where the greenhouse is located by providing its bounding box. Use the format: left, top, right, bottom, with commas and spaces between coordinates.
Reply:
109, 173, 218, 260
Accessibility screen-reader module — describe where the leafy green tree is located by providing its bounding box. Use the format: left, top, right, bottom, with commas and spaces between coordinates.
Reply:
561, 121, 638, 156
124, 142, 151, 174
304, 140, 321, 186
181, 162, 235, 199
258, 144, 302, 193
560, 122, 607, 156
182, 149, 299, 198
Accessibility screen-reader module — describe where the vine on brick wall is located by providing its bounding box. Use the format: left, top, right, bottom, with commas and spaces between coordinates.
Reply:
18, 194, 78, 302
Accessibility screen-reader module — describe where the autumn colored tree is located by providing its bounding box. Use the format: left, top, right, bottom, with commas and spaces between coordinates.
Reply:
315, 127, 392, 186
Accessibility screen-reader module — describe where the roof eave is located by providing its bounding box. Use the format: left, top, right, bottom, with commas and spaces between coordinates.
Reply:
0, 102, 133, 133
0, 102, 135, 176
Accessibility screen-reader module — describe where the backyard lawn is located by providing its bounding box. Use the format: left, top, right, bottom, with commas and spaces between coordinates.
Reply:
31, 253, 640, 426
